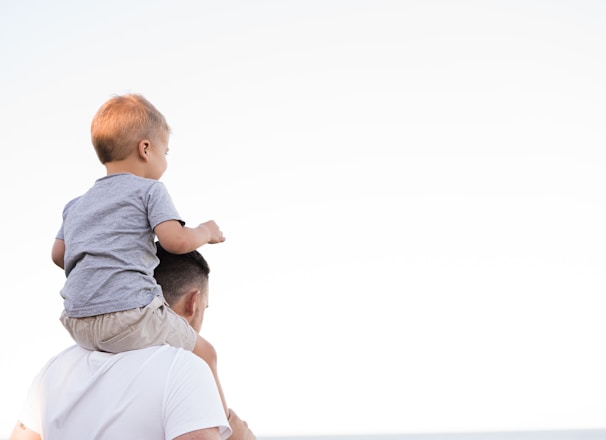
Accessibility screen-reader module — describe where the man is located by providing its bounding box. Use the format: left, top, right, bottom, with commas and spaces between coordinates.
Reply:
10, 244, 255, 440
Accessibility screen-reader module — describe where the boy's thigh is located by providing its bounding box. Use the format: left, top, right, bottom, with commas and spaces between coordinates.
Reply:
61, 296, 197, 353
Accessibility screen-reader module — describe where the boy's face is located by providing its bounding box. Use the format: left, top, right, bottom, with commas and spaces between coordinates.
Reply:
146, 130, 169, 180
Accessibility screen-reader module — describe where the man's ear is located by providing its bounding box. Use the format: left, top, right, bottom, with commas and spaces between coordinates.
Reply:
184, 289, 201, 317
138, 140, 150, 160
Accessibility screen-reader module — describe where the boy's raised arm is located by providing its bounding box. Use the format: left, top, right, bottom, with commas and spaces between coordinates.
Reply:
154, 219, 225, 255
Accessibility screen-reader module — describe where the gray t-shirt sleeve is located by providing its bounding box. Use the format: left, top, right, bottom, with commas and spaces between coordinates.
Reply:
147, 182, 185, 229
56, 197, 81, 240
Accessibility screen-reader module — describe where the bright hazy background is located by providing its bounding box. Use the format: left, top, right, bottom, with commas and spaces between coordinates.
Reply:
1, 0, 605, 437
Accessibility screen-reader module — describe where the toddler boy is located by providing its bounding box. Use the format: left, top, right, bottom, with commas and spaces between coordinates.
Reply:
52, 93, 228, 413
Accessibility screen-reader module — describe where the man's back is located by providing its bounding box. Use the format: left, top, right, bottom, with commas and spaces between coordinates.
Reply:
19, 345, 230, 440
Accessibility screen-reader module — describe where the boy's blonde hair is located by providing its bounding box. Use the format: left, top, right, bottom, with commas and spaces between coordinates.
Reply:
91, 94, 170, 164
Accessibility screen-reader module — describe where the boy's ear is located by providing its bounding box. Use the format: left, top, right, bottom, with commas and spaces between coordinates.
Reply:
138, 140, 150, 160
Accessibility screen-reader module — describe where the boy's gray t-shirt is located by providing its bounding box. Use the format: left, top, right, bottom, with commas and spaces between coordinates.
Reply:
57, 173, 184, 318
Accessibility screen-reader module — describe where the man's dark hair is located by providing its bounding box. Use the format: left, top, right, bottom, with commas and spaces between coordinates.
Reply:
154, 242, 210, 306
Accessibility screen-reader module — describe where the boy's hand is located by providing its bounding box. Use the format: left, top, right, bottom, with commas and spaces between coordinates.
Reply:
200, 220, 225, 244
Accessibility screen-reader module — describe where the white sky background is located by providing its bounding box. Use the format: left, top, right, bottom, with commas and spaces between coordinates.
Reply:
1, 0, 605, 437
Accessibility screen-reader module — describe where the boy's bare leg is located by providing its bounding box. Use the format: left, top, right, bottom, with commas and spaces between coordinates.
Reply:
228, 409, 256, 440
193, 334, 228, 415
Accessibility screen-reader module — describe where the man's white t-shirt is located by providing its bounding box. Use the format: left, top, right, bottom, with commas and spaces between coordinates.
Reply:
19, 345, 231, 440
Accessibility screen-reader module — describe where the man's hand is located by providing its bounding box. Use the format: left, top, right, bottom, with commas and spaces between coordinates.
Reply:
227, 408, 255, 440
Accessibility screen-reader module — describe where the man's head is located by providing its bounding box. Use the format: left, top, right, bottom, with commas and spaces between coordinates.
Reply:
154, 242, 210, 333
91, 93, 170, 164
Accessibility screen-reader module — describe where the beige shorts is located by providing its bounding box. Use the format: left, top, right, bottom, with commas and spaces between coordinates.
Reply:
60, 296, 198, 353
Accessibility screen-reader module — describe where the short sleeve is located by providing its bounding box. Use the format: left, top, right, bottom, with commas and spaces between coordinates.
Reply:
146, 182, 185, 230
163, 351, 231, 440
56, 196, 81, 240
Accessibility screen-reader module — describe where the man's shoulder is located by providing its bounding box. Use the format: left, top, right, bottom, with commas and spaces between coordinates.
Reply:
42, 345, 206, 385
46, 344, 90, 364
49, 344, 194, 365
46, 345, 204, 366
151, 346, 212, 373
